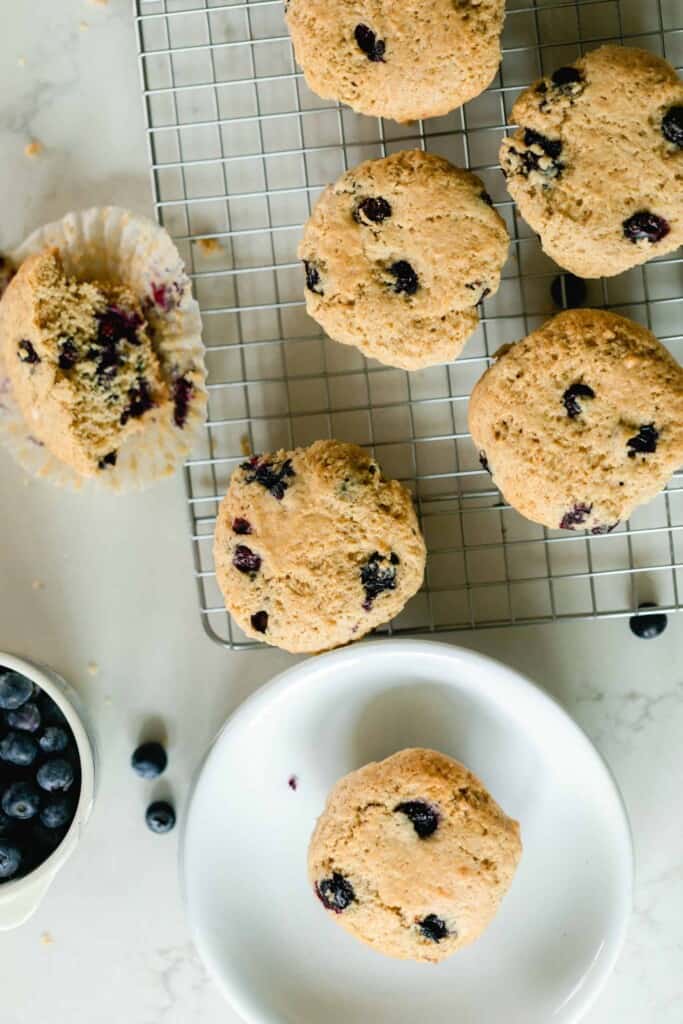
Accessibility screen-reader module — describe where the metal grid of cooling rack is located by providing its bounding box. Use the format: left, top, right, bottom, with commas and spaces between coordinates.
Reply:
134, 0, 683, 648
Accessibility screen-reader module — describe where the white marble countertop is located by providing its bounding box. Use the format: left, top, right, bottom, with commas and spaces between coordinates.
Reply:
0, 2, 681, 1021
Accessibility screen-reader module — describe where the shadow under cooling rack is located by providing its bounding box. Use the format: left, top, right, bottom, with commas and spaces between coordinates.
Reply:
134, 0, 683, 648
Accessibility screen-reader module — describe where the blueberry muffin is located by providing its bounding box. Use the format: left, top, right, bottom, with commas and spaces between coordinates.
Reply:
469, 309, 683, 533
299, 151, 509, 370
500, 46, 683, 278
309, 748, 522, 963
285, 0, 505, 123
213, 440, 426, 652
0, 248, 170, 477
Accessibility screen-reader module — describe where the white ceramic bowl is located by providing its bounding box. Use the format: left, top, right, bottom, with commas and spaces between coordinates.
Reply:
182, 638, 633, 1024
0, 652, 96, 929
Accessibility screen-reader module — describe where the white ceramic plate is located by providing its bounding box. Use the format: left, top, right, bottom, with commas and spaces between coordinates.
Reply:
182, 640, 633, 1024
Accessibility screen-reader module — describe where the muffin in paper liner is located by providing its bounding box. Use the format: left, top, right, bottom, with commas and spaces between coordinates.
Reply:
0, 207, 206, 491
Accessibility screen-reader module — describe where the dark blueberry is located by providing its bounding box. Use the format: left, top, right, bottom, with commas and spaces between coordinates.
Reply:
551, 66, 583, 90
2, 782, 40, 820
6, 701, 41, 733
623, 212, 670, 244
145, 800, 176, 834
58, 339, 79, 370
360, 551, 399, 610
232, 544, 262, 575
551, 273, 587, 310
37, 759, 74, 793
418, 914, 449, 942
479, 451, 491, 474
17, 340, 40, 364
559, 503, 592, 531
304, 260, 323, 296
131, 741, 167, 780
354, 196, 392, 225
316, 872, 356, 913
38, 726, 69, 754
232, 517, 252, 535
388, 260, 419, 296
241, 455, 295, 500
562, 382, 595, 418
40, 797, 73, 830
97, 450, 118, 470
0, 842, 22, 881
0, 669, 33, 710
394, 800, 439, 838
173, 376, 193, 429
96, 306, 142, 347
524, 129, 562, 161
480, 190, 494, 207
120, 379, 154, 425
251, 610, 268, 633
629, 602, 668, 640
0, 731, 38, 767
662, 106, 683, 148
354, 23, 385, 62
627, 423, 658, 457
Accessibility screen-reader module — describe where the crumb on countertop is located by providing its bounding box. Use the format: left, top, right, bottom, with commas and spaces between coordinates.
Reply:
40, 932, 54, 946
196, 237, 223, 255
87, 661, 99, 676
17, 56, 26, 67
88, 0, 109, 6
31, 579, 45, 591
79, 20, 89, 31
24, 141, 43, 159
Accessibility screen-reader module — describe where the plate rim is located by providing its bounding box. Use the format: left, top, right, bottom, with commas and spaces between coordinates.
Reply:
181, 638, 634, 1024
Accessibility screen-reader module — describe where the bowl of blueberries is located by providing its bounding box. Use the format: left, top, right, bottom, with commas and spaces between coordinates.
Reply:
0, 653, 95, 929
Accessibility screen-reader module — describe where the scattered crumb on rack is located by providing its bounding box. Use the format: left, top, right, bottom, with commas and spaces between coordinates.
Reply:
240, 435, 252, 457
196, 237, 223, 255
24, 141, 42, 159
31, 579, 45, 591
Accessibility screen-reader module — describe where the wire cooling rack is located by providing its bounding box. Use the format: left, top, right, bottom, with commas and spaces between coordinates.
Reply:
134, 0, 683, 647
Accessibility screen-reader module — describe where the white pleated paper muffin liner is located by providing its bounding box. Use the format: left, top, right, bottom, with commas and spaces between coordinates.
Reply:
0, 206, 206, 491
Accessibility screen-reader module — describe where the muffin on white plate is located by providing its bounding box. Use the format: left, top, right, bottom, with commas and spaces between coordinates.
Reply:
0, 207, 206, 490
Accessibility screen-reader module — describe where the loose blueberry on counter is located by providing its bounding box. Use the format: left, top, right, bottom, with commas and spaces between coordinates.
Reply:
232, 545, 262, 575
131, 741, 167, 780
37, 759, 74, 793
145, 801, 176, 834
418, 914, 449, 942
0, 669, 33, 710
550, 273, 587, 310
173, 376, 193, 429
17, 340, 40, 364
629, 602, 668, 640
40, 797, 73, 830
562, 382, 595, 418
251, 610, 268, 633
241, 455, 295, 500
232, 517, 252, 535
559, 503, 592, 531
316, 872, 356, 913
662, 106, 683, 148
98, 451, 118, 470
38, 726, 69, 754
623, 211, 670, 244
2, 782, 41, 820
0, 842, 22, 881
353, 196, 392, 225
304, 260, 323, 296
0, 732, 38, 767
394, 800, 439, 838
354, 23, 385, 62
361, 551, 399, 610
627, 423, 658, 457
388, 260, 419, 295
7, 701, 41, 733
